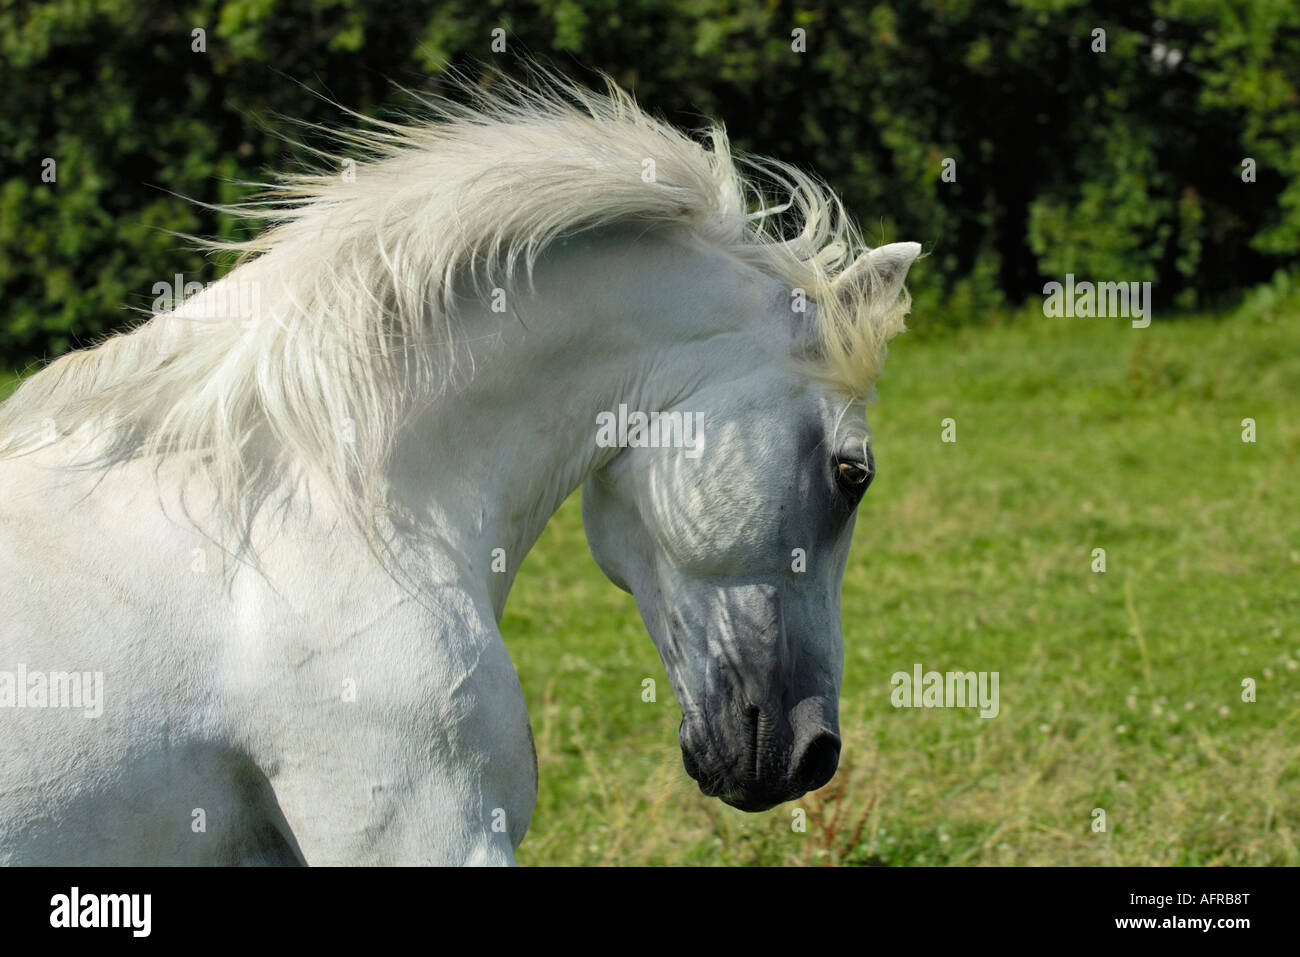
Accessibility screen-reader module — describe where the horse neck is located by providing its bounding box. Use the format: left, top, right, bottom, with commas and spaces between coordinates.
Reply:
388, 229, 775, 618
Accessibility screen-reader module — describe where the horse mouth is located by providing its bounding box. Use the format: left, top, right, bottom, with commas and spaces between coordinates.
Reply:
718, 791, 783, 813
695, 776, 797, 812
682, 745, 798, 812
679, 712, 842, 812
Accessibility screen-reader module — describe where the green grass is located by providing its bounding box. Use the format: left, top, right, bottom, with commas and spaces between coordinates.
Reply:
4, 300, 1296, 865
504, 302, 1300, 865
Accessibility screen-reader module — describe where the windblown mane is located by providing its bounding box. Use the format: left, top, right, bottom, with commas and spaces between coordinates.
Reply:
0, 69, 909, 545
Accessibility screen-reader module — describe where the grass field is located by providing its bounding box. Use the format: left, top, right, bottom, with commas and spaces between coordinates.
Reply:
3, 292, 1296, 866
503, 293, 1300, 865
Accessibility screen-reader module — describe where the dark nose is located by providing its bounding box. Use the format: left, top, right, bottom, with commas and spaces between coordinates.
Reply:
679, 708, 842, 811
792, 731, 840, 792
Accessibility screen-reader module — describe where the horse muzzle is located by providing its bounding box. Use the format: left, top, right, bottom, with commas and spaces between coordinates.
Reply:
679, 700, 841, 812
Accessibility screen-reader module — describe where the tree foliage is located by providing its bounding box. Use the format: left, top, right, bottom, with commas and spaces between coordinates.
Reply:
2, 0, 1296, 363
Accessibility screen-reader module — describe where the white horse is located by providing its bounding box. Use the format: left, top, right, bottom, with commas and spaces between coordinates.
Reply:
0, 76, 919, 865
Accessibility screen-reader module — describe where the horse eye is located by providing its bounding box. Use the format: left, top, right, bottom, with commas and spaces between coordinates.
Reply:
836, 460, 873, 490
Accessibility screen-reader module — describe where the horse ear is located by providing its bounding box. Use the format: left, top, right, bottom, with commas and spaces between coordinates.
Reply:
831, 242, 922, 307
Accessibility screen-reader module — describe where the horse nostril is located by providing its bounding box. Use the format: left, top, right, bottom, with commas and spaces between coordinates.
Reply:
794, 732, 841, 791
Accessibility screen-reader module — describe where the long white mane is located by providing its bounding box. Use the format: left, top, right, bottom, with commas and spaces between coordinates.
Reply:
0, 69, 908, 543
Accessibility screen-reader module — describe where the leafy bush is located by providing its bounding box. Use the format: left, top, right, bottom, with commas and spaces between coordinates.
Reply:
2, 0, 1296, 365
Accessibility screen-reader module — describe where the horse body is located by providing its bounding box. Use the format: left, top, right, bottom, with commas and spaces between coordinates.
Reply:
0, 400, 524, 865
0, 81, 919, 864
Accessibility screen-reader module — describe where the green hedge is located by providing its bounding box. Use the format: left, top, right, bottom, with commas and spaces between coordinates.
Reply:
2, 0, 1297, 364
